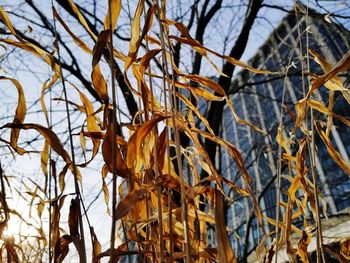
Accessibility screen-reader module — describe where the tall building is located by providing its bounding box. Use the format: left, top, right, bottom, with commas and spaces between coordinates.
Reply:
215, 4, 350, 260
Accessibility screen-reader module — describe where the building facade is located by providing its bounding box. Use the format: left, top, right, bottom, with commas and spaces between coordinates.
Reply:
214, 5, 350, 259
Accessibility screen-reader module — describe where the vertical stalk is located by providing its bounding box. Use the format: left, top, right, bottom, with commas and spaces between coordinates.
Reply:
107, 0, 119, 262
154, 0, 191, 261
143, 3, 165, 261
303, 11, 325, 263
0, 161, 8, 222
51, 2, 86, 262
48, 77, 53, 263
274, 44, 292, 263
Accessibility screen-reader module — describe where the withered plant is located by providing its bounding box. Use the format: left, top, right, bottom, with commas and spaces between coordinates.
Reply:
0, 1, 349, 262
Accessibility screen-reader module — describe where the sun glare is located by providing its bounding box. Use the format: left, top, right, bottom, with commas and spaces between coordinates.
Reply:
2, 215, 38, 243
3, 217, 21, 241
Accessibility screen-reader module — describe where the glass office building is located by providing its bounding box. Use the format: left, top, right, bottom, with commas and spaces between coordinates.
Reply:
215, 5, 350, 258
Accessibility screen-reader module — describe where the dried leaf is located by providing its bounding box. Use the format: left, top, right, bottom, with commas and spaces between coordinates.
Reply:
91, 227, 102, 263
104, 0, 121, 31
66, 0, 97, 40
68, 198, 80, 238
181, 74, 225, 95
126, 116, 166, 169
214, 190, 236, 263
41, 139, 50, 180
297, 226, 316, 263
340, 238, 350, 260
90, 30, 110, 102
92, 30, 110, 68
276, 127, 293, 155
0, 77, 27, 154
91, 65, 108, 103
316, 123, 350, 175
168, 35, 274, 75
101, 165, 111, 215
0, 6, 21, 40
102, 124, 128, 177
192, 128, 263, 229
0, 38, 61, 75
41, 75, 59, 125
74, 85, 101, 166
226, 97, 269, 136
53, 7, 92, 54
54, 235, 72, 263
124, 0, 144, 71
114, 188, 147, 221
37, 197, 45, 219
2, 123, 71, 164
309, 49, 350, 95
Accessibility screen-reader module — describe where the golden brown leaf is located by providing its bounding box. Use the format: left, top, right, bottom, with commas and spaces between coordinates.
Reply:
192, 128, 264, 229
0, 38, 61, 74
102, 124, 128, 177
37, 197, 45, 219
92, 30, 110, 68
114, 188, 147, 221
91, 65, 108, 103
309, 49, 350, 95
226, 97, 268, 136
54, 235, 72, 263
3, 123, 71, 164
74, 85, 101, 166
141, 5, 156, 41
58, 163, 69, 192
276, 127, 293, 155
169, 35, 274, 75
41, 75, 59, 125
340, 238, 350, 260
182, 74, 225, 95
124, 0, 144, 71
90, 30, 110, 102
91, 227, 102, 263
0, 77, 27, 154
0, 6, 21, 40
104, 0, 121, 31
126, 116, 166, 169
214, 190, 236, 263
316, 123, 350, 175
41, 139, 50, 180
66, 0, 97, 40
53, 7, 92, 54
296, 226, 316, 263
101, 164, 111, 215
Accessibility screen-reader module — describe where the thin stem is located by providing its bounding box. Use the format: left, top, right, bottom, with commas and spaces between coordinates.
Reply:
107, 0, 119, 262
51, 2, 86, 262
143, 3, 164, 261
48, 75, 53, 263
154, 0, 191, 261
303, 8, 325, 263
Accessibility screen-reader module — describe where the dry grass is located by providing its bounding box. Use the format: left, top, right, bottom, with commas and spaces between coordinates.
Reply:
0, 1, 350, 262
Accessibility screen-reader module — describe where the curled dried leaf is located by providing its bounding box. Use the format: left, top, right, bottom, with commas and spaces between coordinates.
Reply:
54, 235, 72, 263
214, 190, 236, 263
114, 188, 147, 221
340, 238, 350, 260
68, 198, 80, 238
0, 77, 27, 154
297, 226, 316, 263
104, 0, 121, 31
2, 123, 71, 164
316, 123, 350, 175
126, 116, 166, 169
53, 7, 92, 54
